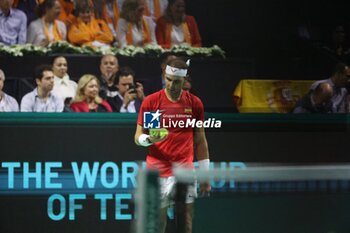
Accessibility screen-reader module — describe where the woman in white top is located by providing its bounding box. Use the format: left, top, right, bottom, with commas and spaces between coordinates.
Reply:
0, 69, 19, 112
155, 0, 202, 48
116, 0, 157, 48
51, 56, 77, 102
27, 0, 67, 47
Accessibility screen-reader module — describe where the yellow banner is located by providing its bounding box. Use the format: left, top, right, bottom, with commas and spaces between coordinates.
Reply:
233, 79, 315, 113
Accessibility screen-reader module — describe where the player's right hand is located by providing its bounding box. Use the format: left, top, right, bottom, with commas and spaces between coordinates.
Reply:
199, 181, 211, 194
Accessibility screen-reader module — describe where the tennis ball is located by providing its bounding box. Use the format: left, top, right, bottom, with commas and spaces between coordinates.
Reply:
149, 128, 157, 137
149, 128, 169, 139
159, 128, 169, 138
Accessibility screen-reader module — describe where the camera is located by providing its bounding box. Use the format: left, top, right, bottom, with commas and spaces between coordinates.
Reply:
128, 84, 137, 94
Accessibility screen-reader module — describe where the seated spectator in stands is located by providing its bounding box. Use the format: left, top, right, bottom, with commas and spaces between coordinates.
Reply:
309, 62, 350, 113
27, 0, 67, 47
0, 69, 19, 111
293, 82, 333, 113
89, 0, 104, 20
101, 0, 123, 42
116, 0, 157, 48
155, 0, 201, 48
20, 64, 64, 112
57, 0, 75, 27
70, 74, 112, 112
0, 0, 27, 45
14, 0, 38, 25
68, 1, 113, 48
322, 24, 350, 61
107, 66, 144, 112
143, 0, 167, 21
51, 56, 77, 102
98, 54, 119, 99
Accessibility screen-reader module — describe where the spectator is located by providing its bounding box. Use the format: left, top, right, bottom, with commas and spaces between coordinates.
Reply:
27, 0, 67, 46
116, 0, 156, 48
51, 56, 77, 102
143, 0, 167, 21
70, 74, 112, 112
98, 54, 119, 99
0, 0, 27, 45
322, 24, 350, 62
15, 0, 38, 25
293, 82, 333, 113
68, 1, 113, 48
107, 66, 144, 112
101, 0, 123, 41
20, 64, 64, 112
57, 0, 75, 27
0, 69, 19, 111
155, 0, 201, 48
309, 62, 350, 113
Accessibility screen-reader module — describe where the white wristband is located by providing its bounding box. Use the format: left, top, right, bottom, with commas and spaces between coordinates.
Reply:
138, 134, 152, 147
198, 159, 210, 170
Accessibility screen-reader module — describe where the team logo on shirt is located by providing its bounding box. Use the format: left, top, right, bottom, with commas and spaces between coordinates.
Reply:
143, 110, 162, 128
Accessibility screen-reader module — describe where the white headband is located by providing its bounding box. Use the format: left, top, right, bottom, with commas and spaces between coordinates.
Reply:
165, 65, 187, 77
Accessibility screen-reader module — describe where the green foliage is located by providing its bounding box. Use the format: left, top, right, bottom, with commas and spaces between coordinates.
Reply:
0, 42, 225, 58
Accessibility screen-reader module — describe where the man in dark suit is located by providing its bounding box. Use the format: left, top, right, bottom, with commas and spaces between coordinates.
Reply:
107, 66, 144, 112
98, 54, 119, 99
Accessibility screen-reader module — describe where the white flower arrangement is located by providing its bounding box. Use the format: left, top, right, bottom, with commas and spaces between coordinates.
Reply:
143, 44, 164, 57
48, 41, 85, 54
168, 44, 225, 58
0, 43, 47, 56
0, 42, 225, 58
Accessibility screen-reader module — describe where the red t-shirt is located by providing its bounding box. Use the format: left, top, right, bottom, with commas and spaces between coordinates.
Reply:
137, 90, 204, 177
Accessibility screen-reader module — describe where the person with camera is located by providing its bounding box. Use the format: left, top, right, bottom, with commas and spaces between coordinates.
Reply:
107, 66, 145, 112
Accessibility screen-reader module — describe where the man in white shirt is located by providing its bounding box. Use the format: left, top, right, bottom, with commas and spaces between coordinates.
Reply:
20, 64, 64, 112
107, 66, 144, 112
0, 69, 19, 112
0, 0, 27, 45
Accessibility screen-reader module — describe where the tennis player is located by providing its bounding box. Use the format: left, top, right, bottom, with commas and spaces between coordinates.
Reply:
134, 57, 211, 233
